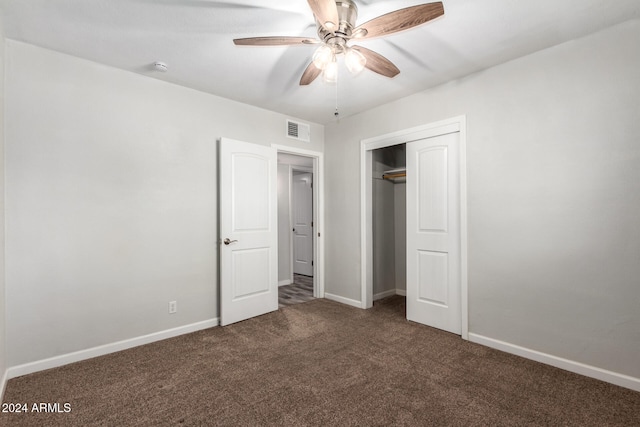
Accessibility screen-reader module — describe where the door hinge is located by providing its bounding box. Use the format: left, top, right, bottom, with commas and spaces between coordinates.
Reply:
311, 221, 314, 227
312, 260, 314, 266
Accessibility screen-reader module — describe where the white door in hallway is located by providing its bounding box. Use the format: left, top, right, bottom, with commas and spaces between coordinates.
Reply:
219, 138, 278, 326
292, 172, 313, 276
406, 132, 461, 334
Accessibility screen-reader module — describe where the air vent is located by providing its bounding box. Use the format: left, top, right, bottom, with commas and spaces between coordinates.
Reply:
286, 119, 310, 142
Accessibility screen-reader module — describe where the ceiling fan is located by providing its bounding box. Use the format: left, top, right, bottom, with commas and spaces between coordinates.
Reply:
233, 0, 444, 85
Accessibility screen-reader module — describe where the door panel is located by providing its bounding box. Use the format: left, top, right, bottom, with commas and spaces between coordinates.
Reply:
232, 154, 270, 231
232, 248, 271, 298
292, 172, 313, 276
220, 138, 277, 326
407, 132, 461, 334
418, 147, 448, 233
417, 250, 448, 306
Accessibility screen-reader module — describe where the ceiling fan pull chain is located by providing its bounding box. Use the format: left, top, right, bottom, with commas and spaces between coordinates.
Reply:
334, 73, 340, 120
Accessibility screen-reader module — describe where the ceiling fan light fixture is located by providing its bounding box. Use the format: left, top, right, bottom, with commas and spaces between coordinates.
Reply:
345, 47, 366, 74
323, 59, 338, 83
312, 45, 334, 70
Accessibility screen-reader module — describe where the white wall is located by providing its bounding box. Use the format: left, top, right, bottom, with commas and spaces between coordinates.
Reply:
4, 40, 323, 368
0, 9, 7, 397
394, 183, 406, 293
277, 163, 292, 284
325, 20, 640, 379
372, 151, 395, 297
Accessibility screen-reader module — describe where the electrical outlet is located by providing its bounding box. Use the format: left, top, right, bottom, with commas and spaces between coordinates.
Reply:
168, 301, 177, 314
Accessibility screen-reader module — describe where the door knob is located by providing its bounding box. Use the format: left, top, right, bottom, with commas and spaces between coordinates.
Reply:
223, 238, 238, 245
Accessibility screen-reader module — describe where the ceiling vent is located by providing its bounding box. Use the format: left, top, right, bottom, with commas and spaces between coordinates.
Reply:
286, 119, 310, 142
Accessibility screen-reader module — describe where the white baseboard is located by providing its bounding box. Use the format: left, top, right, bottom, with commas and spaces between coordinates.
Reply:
373, 289, 396, 301
373, 289, 406, 301
279, 279, 292, 287
469, 333, 640, 392
1, 368, 8, 403
324, 292, 363, 309
7, 318, 219, 380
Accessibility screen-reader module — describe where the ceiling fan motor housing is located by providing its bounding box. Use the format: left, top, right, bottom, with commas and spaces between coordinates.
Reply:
317, 0, 359, 50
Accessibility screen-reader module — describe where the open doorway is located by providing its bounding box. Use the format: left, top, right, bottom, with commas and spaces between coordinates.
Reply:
275, 146, 324, 307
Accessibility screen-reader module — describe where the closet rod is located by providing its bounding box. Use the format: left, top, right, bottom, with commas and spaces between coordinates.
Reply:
382, 171, 406, 180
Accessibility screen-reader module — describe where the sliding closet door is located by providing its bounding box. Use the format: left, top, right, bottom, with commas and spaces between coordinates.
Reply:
406, 132, 461, 334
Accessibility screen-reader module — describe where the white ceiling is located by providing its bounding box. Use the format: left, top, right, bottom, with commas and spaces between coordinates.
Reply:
2, 0, 639, 124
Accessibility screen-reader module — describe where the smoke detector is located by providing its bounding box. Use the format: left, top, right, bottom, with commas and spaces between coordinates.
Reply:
153, 61, 168, 72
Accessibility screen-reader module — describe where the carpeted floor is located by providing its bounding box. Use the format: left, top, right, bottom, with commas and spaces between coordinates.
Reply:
1, 296, 639, 426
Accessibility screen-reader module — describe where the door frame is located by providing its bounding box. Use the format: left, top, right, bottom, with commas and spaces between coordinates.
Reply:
273, 145, 324, 299
359, 116, 469, 339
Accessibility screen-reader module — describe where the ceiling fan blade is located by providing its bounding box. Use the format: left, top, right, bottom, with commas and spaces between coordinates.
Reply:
354, 2, 444, 40
233, 37, 319, 46
300, 62, 322, 85
352, 45, 400, 78
307, 0, 339, 31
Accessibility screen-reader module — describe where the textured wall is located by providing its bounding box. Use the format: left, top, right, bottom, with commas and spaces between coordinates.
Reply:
325, 20, 640, 378
0, 8, 7, 396
4, 41, 323, 367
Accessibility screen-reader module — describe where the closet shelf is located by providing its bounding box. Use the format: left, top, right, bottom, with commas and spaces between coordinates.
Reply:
382, 168, 406, 181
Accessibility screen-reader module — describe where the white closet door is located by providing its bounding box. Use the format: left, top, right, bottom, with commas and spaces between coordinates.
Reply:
406, 132, 461, 334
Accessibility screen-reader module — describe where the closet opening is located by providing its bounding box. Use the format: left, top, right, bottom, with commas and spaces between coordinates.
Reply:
360, 117, 468, 338
372, 144, 407, 303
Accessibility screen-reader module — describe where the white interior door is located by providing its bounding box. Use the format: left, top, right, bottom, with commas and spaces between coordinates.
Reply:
219, 137, 278, 326
292, 172, 314, 276
406, 132, 461, 334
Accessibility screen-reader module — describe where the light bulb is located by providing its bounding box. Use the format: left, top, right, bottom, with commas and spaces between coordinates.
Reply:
312, 45, 333, 70
345, 48, 366, 74
323, 60, 338, 83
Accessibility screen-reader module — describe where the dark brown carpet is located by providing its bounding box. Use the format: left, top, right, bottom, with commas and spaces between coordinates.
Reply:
2, 296, 639, 426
